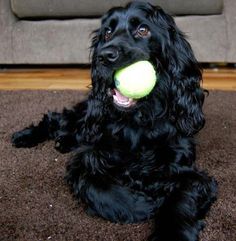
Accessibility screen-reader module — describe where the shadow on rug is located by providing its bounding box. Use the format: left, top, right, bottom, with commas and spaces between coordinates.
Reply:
0, 90, 235, 241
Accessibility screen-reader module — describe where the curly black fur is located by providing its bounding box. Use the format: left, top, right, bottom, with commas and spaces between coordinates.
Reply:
12, 2, 217, 241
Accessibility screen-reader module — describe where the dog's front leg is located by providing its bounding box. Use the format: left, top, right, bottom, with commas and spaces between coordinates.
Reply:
66, 151, 157, 224
149, 171, 217, 241
12, 101, 87, 152
12, 112, 61, 148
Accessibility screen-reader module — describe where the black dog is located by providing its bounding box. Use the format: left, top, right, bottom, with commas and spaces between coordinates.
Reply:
12, 2, 217, 241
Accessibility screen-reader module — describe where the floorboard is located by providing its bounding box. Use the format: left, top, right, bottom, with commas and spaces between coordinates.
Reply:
0, 68, 235, 91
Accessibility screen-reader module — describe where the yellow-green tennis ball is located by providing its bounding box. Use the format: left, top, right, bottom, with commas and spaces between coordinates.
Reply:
114, 61, 157, 99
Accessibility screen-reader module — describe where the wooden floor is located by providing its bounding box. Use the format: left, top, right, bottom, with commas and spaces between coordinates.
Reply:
0, 68, 236, 91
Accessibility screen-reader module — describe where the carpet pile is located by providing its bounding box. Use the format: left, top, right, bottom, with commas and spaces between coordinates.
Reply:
0, 90, 235, 241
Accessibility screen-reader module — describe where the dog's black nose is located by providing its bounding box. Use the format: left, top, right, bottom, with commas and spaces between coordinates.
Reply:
98, 48, 119, 64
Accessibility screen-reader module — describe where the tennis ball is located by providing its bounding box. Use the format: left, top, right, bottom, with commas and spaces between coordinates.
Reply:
114, 61, 157, 99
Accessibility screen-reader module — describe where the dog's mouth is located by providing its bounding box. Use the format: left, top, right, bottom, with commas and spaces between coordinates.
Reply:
106, 59, 158, 109
108, 88, 137, 108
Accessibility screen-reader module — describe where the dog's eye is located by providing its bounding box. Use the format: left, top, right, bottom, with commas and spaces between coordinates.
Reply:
137, 25, 150, 38
104, 28, 112, 41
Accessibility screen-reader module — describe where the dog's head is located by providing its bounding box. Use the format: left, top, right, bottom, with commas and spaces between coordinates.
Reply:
90, 1, 205, 136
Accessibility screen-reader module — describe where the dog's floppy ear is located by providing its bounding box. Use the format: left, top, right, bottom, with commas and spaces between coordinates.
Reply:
80, 29, 108, 145
152, 6, 205, 136
89, 28, 109, 97
90, 29, 100, 94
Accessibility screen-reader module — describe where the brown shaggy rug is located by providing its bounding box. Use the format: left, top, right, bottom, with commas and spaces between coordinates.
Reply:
0, 90, 235, 241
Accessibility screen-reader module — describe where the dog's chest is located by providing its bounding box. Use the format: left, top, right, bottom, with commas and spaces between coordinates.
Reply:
103, 122, 161, 183
105, 122, 144, 150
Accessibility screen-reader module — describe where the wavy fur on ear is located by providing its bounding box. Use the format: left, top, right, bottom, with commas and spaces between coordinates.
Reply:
82, 31, 111, 145
151, 6, 205, 136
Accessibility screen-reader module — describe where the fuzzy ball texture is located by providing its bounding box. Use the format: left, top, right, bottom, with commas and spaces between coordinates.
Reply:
114, 61, 157, 99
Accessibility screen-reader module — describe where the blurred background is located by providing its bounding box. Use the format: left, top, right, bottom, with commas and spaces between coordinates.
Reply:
0, 0, 235, 90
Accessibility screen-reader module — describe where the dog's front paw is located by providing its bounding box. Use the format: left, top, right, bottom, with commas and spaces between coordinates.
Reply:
12, 128, 37, 148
